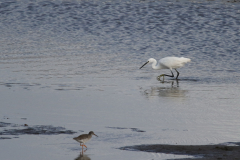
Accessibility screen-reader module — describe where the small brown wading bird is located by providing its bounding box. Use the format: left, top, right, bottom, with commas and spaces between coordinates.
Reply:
73, 131, 98, 150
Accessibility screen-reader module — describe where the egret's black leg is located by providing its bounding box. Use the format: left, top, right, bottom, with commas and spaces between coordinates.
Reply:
175, 69, 179, 79
163, 70, 175, 78
157, 70, 174, 81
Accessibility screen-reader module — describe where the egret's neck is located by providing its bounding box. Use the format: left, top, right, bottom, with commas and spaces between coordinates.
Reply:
151, 59, 161, 70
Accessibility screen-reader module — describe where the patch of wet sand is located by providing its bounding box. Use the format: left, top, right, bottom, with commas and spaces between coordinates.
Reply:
0, 121, 76, 138
121, 143, 240, 159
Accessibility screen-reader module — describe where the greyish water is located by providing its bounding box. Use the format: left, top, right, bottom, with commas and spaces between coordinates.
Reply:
0, 0, 240, 159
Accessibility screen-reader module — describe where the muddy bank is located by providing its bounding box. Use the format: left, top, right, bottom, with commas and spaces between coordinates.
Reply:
0, 121, 76, 139
106, 126, 146, 132
120, 143, 240, 159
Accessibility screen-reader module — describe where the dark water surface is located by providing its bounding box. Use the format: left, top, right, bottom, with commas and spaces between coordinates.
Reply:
1, 0, 240, 159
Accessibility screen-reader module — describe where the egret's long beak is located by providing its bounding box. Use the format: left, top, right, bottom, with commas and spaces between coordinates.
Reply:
94, 133, 98, 137
139, 61, 149, 69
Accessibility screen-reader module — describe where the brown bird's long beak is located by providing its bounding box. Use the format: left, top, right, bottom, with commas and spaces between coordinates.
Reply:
94, 133, 98, 137
139, 61, 149, 69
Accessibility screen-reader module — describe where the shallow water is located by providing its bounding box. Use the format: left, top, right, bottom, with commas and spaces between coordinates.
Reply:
1, 0, 240, 159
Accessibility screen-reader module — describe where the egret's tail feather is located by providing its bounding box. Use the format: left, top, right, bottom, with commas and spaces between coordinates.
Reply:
180, 57, 191, 63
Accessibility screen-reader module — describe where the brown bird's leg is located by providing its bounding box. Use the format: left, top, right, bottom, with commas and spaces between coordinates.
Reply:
80, 144, 84, 151
83, 144, 87, 148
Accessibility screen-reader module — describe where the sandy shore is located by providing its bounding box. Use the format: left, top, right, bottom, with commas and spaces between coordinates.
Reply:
121, 143, 240, 159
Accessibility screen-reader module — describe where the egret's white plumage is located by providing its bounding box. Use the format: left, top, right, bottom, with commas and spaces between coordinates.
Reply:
140, 57, 191, 80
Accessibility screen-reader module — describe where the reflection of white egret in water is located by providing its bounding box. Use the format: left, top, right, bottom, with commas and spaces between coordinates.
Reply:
75, 153, 91, 160
141, 80, 188, 99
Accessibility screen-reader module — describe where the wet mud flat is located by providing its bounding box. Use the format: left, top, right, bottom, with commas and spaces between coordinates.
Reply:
0, 121, 77, 139
106, 126, 146, 132
120, 143, 240, 159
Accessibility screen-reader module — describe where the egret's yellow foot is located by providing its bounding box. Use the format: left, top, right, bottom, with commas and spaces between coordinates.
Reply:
157, 74, 165, 81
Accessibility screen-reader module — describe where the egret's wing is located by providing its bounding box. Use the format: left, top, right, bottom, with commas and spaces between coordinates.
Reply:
159, 57, 178, 69
159, 57, 190, 69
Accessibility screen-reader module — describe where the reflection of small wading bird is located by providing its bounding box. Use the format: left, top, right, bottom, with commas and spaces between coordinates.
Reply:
73, 131, 98, 151
140, 57, 191, 81
75, 152, 91, 160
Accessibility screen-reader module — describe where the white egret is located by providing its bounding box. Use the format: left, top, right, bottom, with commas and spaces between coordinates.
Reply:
139, 57, 191, 81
